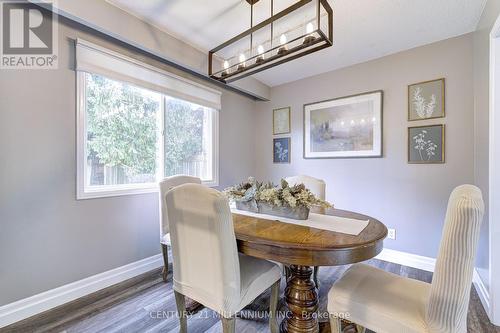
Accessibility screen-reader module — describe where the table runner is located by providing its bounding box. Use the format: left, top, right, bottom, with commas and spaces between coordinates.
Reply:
231, 208, 369, 236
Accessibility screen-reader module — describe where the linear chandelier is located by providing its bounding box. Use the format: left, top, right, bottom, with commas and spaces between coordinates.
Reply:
208, 0, 333, 83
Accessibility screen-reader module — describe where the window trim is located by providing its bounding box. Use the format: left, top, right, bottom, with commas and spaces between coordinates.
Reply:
76, 72, 219, 200
203, 109, 220, 188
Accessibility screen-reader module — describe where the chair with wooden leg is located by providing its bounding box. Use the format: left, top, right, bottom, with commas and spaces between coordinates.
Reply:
285, 175, 327, 289
158, 175, 201, 282
327, 185, 485, 333
166, 183, 282, 333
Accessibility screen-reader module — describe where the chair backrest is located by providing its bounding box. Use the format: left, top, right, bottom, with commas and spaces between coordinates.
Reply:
426, 185, 485, 333
166, 183, 241, 315
159, 175, 201, 239
285, 175, 326, 200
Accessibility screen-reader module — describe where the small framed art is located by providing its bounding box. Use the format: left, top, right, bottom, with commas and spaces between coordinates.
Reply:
408, 78, 445, 121
273, 107, 291, 135
273, 137, 290, 163
408, 124, 445, 164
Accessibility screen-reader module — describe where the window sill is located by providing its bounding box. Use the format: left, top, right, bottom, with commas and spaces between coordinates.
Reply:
77, 184, 159, 200
77, 180, 219, 200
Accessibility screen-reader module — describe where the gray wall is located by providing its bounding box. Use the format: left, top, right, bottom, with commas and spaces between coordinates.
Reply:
473, 0, 500, 289
254, 34, 475, 259
0, 18, 255, 306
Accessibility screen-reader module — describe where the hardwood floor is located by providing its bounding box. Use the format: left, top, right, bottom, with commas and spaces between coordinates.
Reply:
3, 258, 498, 333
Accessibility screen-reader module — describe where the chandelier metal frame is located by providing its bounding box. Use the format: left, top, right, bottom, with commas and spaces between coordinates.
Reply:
208, 0, 333, 83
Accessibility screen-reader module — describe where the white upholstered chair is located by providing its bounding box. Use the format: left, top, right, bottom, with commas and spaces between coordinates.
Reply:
285, 175, 327, 287
285, 175, 326, 201
159, 175, 201, 281
327, 185, 485, 333
166, 183, 281, 333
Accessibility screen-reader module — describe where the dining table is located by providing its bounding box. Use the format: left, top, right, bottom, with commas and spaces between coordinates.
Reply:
232, 207, 388, 333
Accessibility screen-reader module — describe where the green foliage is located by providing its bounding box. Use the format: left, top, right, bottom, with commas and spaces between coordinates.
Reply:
86, 74, 159, 177
164, 99, 204, 175
86, 74, 206, 181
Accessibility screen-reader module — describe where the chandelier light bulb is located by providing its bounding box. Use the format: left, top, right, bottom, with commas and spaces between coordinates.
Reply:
306, 22, 314, 34
256, 45, 265, 64
278, 34, 288, 55
303, 22, 316, 44
221, 60, 230, 77
280, 34, 287, 45
237, 53, 246, 71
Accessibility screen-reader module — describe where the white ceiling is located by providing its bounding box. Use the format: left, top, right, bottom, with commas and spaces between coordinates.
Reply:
107, 0, 487, 87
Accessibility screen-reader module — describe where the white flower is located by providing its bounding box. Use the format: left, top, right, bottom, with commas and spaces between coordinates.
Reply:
275, 142, 288, 161
426, 94, 436, 118
282, 188, 297, 207
413, 130, 438, 161
413, 88, 436, 119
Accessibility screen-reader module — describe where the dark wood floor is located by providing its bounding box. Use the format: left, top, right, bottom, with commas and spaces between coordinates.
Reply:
3, 258, 498, 333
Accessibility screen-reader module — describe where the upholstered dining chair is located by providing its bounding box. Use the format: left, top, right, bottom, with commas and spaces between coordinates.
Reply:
327, 184, 485, 333
166, 183, 282, 333
159, 175, 201, 282
285, 175, 327, 288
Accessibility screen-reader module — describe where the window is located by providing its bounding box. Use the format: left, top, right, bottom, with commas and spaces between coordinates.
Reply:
164, 97, 216, 182
85, 73, 162, 189
76, 40, 220, 199
78, 72, 219, 198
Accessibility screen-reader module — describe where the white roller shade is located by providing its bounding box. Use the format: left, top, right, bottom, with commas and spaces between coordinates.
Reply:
75, 39, 221, 110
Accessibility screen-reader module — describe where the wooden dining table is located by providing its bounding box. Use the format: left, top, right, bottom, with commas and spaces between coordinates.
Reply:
233, 208, 387, 333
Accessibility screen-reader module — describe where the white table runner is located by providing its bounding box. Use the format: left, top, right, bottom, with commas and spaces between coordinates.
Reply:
231, 208, 369, 236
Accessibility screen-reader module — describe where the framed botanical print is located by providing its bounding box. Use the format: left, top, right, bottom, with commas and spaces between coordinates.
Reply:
408, 78, 445, 121
408, 124, 445, 164
303, 90, 383, 159
273, 107, 291, 135
273, 137, 290, 163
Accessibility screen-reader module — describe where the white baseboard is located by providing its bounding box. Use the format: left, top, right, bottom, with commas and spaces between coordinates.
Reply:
0, 254, 163, 328
376, 248, 436, 272
473, 269, 490, 317
376, 248, 491, 320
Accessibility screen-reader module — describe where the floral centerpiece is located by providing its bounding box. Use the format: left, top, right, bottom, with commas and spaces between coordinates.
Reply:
223, 177, 262, 213
224, 177, 331, 220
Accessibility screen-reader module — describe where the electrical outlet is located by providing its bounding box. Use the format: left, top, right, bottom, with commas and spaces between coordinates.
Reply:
388, 228, 396, 240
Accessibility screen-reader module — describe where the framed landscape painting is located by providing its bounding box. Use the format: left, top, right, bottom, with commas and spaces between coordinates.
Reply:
273, 137, 290, 163
273, 107, 291, 135
303, 91, 383, 159
408, 78, 445, 121
408, 124, 445, 164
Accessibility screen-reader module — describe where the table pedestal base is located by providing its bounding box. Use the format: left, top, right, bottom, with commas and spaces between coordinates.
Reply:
317, 322, 359, 333
280, 265, 319, 333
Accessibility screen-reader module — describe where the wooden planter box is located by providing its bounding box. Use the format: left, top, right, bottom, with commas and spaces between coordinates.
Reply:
236, 200, 310, 220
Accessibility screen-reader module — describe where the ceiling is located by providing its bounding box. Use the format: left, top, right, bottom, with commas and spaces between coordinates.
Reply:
107, 0, 487, 87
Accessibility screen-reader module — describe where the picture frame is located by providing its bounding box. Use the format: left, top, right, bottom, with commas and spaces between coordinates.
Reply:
408, 78, 445, 121
408, 124, 445, 164
303, 90, 383, 159
273, 137, 291, 164
273, 107, 291, 135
